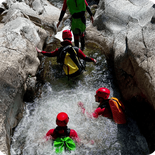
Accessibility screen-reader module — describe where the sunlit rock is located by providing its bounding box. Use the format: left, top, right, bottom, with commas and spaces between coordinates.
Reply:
87, 0, 155, 105
0, 6, 48, 154
86, 0, 155, 153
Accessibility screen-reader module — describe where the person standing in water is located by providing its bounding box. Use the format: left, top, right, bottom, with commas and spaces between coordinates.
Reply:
45, 112, 80, 153
78, 87, 127, 124
57, 0, 94, 51
36, 29, 96, 78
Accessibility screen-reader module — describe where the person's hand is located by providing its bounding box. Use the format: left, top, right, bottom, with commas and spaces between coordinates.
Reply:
93, 59, 96, 64
57, 21, 60, 28
43, 135, 52, 141
86, 112, 93, 118
91, 16, 94, 24
78, 102, 85, 114
90, 140, 94, 145
36, 47, 42, 53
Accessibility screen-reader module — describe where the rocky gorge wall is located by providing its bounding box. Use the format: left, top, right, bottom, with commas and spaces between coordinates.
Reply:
0, 0, 61, 154
0, 0, 155, 154
86, 0, 155, 153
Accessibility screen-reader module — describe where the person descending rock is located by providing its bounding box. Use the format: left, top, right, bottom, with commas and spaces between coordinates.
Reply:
36, 29, 96, 78
78, 87, 127, 124
45, 112, 80, 153
57, 0, 94, 51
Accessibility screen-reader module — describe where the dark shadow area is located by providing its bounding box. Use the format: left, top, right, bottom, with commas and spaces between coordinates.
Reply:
125, 96, 155, 154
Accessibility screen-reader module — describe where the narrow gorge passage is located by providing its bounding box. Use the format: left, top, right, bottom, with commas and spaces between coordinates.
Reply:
10, 43, 149, 155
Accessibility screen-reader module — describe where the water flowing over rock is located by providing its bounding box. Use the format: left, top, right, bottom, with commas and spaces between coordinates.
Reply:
86, 0, 155, 152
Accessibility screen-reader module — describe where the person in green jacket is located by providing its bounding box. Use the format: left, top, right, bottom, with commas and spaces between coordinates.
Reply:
57, 0, 93, 51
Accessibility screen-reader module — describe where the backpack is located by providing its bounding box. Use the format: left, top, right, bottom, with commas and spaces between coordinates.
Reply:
110, 97, 125, 111
109, 97, 126, 124
57, 45, 85, 77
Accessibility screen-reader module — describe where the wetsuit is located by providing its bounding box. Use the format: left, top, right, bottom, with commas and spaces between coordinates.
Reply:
92, 99, 126, 124
58, 0, 93, 50
41, 40, 94, 62
46, 126, 79, 141
92, 99, 113, 119
41, 39, 95, 76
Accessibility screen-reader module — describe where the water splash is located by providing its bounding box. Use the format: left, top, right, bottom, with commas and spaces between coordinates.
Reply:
11, 46, 149, 155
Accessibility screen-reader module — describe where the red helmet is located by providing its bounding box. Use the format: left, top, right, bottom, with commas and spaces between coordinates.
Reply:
96, 87, 110, 100
62, 30, 72, 40
56, 112, 69, 127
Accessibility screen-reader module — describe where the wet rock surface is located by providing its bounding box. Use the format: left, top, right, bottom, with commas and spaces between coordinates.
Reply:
0, 0, 59, 154
86, 0, 155, 153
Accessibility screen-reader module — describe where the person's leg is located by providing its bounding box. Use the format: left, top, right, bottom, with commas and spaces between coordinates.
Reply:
80, 32, 85, 51
73, 34, 79, 48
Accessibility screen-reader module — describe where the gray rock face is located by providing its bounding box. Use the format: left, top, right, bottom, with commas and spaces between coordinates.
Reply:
0, 0, 62, 154
86, 0, 155, 152
87, 0, 155, 104
93, 0, 154, 31
0, 17, 40, 154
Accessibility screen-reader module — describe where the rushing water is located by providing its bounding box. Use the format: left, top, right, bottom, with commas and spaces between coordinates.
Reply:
10, 42, 149, 155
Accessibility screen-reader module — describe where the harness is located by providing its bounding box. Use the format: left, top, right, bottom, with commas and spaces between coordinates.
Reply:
98, 99, 110, 109
54, 126, 70, 138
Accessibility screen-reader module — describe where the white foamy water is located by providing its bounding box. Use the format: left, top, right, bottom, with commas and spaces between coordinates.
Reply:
10, 53, 149, 155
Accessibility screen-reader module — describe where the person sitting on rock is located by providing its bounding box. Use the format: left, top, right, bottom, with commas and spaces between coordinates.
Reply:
36, 29, 96, 78
45, 112, 80, 153
78, 87, 127, 124
57, 0, 94, 51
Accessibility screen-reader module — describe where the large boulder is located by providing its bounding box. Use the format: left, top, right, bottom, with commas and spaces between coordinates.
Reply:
86, 0, 155, 152
4, 0, 67, 35
87, 0, 155, 105
0, 16, 41, 154
0, 0, 63, 154
0, 1, 66, 154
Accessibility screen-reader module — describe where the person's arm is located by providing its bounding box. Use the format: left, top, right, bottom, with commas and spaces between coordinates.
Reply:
36, 47, 59, 57
57, 0, 67, 28
92, 107, 106, 118
70, 129, 80, 143
45, 129, 55, 141
85, 0, 94, 24
78, 102, 105, 118
77, 48, 96, 64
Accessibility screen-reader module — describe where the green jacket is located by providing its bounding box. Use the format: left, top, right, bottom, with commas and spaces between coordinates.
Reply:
67, 0, 86, 15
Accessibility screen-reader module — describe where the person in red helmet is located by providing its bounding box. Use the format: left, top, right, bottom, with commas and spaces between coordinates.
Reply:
46, 112, 79, 142
78, 87, 127, 124
36, 30, 96, 77
57, 0, 94, 51
45, 112, 80, 153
